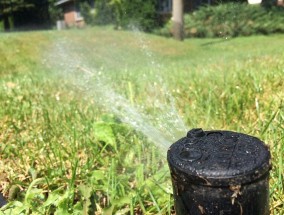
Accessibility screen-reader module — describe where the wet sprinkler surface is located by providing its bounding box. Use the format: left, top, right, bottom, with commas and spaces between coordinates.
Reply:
167, 128, 271, 215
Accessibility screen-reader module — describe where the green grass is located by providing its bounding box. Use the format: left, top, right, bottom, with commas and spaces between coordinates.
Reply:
0, 27, 283, 214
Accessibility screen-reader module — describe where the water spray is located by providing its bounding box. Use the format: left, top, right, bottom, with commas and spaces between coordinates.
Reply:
167, 128, 271, 215
48, 38, 272, 214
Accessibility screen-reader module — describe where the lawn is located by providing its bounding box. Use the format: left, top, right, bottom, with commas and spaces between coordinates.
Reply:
0, 27, 283, 214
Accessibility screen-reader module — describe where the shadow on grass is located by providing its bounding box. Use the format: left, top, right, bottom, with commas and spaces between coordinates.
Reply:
201, 38, 233, 46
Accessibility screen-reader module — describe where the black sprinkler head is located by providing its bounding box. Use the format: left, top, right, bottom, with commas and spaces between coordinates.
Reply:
167, 129, 271, 215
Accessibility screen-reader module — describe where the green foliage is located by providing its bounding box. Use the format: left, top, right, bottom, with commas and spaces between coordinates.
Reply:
115, 0, 158, 32
81, 0, 158, 31
262, 0, 279, 8
158, 3, 284, 38
91, 0, 115, 25
0, 20, 3, 31
80, 2, 96, 25
0, 0, 33, 15
0, 0, 34, 30
48, 0, 63, 24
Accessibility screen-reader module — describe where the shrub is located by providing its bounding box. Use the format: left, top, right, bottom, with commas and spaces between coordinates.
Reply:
48, 0, 63, 24
80, 2, 96, 25
157, 3, 284, 38
80, 0, 158, 32
117, 0, 158, 32
93, 0, 115, 25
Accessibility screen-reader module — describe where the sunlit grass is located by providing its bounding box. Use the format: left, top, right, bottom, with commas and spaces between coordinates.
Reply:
0, 27, 283, 214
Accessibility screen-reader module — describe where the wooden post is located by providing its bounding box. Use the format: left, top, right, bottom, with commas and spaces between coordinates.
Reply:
172, 0, 184, 41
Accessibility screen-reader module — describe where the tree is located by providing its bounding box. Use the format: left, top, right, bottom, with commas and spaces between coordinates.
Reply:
92, 0, 157, 31
172, 0, 184, 40
0, 0, 33, 30
48, 0, 63, 24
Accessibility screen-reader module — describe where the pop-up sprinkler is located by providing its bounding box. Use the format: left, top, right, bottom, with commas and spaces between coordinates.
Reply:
167, 128, 271, 215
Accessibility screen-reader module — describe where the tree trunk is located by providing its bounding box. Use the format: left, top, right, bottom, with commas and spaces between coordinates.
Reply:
3, 16, 10, 31
172, 0, 184, 41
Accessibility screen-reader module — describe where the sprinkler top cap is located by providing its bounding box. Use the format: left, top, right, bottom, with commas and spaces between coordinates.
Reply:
167, 129, 271, 186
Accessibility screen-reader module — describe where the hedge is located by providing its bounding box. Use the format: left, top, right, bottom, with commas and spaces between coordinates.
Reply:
157, 3, 284, 38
